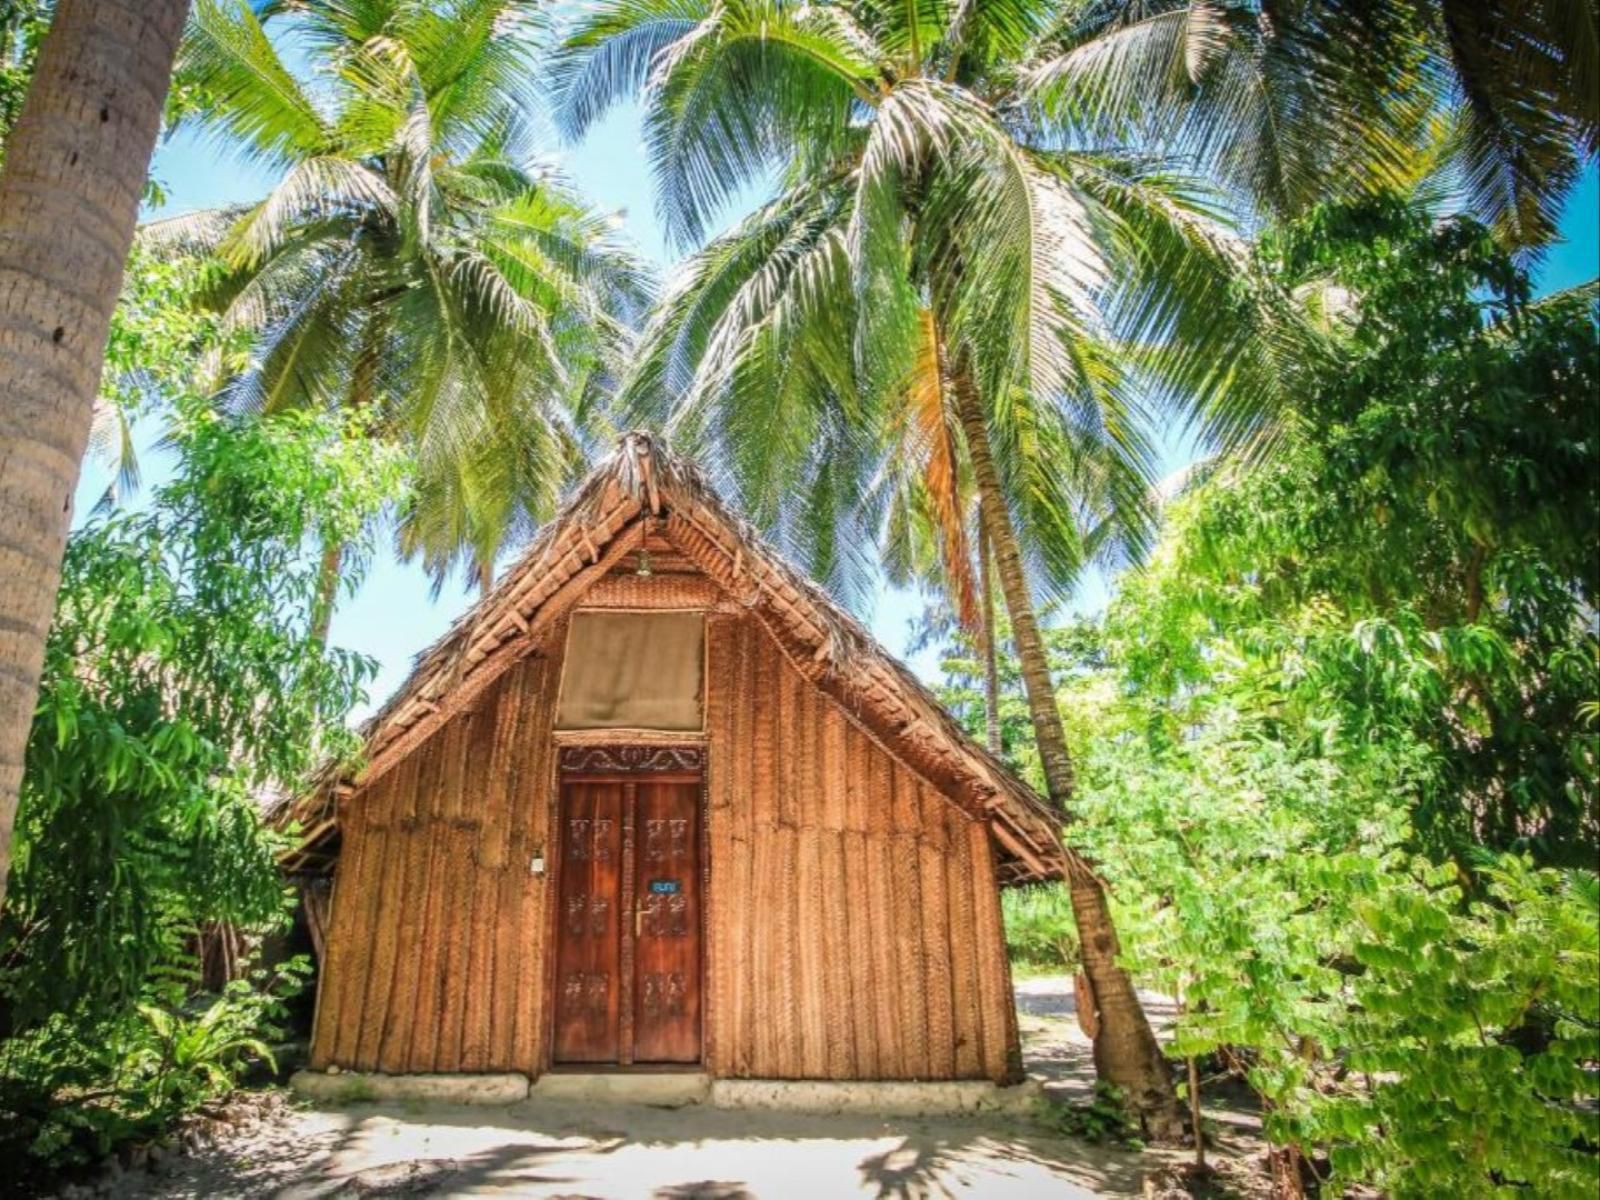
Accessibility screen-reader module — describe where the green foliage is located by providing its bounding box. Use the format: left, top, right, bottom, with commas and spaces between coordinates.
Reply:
1154, 198, 1600, 866
1035, 1083, 1141, 1146
0, 1, 47, 166
1001, 885, 1080, 974
4, 404, 402, 1028
944, 199, 1599, 1194
1316, 861, 1600, 1198
1, 397, 401, 1181
0, 959, 308, 1182
86, 248, 250, 509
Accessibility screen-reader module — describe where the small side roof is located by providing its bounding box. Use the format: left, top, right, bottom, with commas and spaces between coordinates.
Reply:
275, 433, 1068, 883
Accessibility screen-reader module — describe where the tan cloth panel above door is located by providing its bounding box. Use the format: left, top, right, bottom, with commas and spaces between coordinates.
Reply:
555, 611, 706, 731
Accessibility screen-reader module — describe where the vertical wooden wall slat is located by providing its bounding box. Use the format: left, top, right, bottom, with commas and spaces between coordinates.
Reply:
751, 617, 776, 831
947, 811, 984, 1079
408, 734, 453, 1072
487, 663, 524, 1070
730, 617, 755, 1076
461, 715, 498, 1072
795, 828, 826, 1077
311, 785, 370, 1067
351, 824, 398, 1068
432, 716, 476, 1070
840, 828, 875, 1076
969, 821, 1013, 1082
820, 829, 856, 1077
513, 635, 563, 1073
479, 676, 517, 871
375, 755, 421, 1071
891, 824, 929, 1078
331, 776, 389, 1066
919, 785, 956, 1080
710, 616, 734, 1077
867, 832, 903, 1077
775, 653, 797, 830
774, 824, 801, 1077
382, 809, 430, 1069
356, 770, 409, 1068
749, 828, 776, 1074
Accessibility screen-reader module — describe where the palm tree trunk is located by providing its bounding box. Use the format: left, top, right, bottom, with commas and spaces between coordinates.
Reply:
478, 559, 494, 598
0, 0, 189, 909
977, 523, 1002, 756
953, 357, 1182, 1139
310, 541, 343, 646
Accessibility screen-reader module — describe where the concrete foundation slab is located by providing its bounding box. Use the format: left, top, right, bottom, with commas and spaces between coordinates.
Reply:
289, 1070, 529, 1106
709, 1078, 1045, 1116
529, 1071, 711, 1108
290, 1070, 1041, 1117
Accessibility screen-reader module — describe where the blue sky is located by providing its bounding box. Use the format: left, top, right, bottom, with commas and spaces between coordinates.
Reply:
75, 86, 1600, 723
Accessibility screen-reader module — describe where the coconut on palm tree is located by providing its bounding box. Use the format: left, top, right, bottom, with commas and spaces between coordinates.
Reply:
156, 0, 652, 623
552, 0, 1313, 1134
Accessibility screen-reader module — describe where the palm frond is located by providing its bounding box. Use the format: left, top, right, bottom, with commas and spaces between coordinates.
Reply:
552, 0, 710, 140
1025, 2, 1432, 222
1434, 0, 1591, 250
137, 205, 253, 257
179, 0, 331, 168
85, 398, 142, 514
220, 156, 395, 268
902, 306, 979, 627
640, 0, 879, 246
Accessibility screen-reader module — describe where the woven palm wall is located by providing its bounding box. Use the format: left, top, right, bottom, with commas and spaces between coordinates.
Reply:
310, 603, 1019, 1081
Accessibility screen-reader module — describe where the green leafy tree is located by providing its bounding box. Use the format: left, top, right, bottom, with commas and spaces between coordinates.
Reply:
1005, 198, 1600, 1195
0, 401, 403, 1180
1063, 654, 1598, 1197
4, 401, 404, 1028
1150, 199, 1599, 865
157, 0, 653, 611
1321, 859, 1599, 1198
83, 247, 252, 511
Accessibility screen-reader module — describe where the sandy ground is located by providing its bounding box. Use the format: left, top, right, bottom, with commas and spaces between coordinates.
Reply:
74, 977, 1262, 1199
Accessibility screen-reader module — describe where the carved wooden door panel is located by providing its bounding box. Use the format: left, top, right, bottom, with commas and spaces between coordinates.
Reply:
631, 780, 702, 1063
552, 780, 623, 1063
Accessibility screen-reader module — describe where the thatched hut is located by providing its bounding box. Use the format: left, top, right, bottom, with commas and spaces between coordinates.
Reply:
276, 433, 1067, 1087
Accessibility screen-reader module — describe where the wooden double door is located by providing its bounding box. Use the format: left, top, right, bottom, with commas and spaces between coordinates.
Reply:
552, 771, 703, 1065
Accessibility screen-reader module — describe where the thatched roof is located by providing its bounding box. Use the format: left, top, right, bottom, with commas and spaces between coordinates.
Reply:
274, 432, 1068, 884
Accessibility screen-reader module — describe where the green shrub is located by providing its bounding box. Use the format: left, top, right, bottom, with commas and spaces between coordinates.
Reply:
1035, 1082, 1141, 1145
1002, 884, 1080, 974
0, 959, 308, 1186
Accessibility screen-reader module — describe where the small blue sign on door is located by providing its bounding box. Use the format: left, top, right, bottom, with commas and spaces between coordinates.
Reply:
649, 879, 680, 894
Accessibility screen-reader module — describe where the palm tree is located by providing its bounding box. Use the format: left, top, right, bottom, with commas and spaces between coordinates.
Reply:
0, 0, 190, 910
1028, 0, 1598, 250
159, 0, 652, 625
880, 393, 1143, 765
554, 0, 1306, 1133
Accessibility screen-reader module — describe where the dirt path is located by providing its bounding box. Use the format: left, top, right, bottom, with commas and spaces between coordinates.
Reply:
77, 977, 1258, 1199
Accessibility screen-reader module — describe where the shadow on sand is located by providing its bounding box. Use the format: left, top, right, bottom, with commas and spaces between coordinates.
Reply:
148, 1096, 1156, 1199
